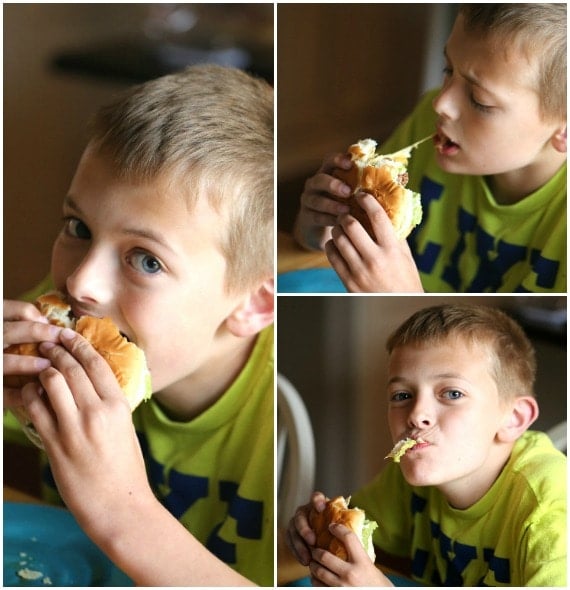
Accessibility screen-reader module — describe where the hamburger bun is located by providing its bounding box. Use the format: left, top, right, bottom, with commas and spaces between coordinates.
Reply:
5, 291, 152, 448
333, 138, 424, 240
308, 496, 377, 562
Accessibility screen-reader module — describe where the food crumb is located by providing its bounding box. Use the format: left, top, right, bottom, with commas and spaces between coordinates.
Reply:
17, 568, 44, 581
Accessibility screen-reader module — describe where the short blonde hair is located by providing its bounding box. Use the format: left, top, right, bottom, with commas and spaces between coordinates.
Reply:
89, 64, 273, 294
387, 304, 537, 399
459, 4, 567, 122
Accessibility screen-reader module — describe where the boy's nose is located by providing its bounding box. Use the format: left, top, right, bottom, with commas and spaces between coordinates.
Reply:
407, 400, 434, 429
432, 84, 460, 121
65, 249, 114, 308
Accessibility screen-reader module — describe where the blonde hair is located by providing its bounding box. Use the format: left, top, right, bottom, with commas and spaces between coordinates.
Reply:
89, 64, 273, 294
459, 4, 567, 122
387, 304, 537, 399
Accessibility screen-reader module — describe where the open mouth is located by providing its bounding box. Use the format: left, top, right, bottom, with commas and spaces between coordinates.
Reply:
434, 131, 460, 155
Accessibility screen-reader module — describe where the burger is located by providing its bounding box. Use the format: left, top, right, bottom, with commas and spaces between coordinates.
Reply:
5, 291, 152, 448
308, 495, 378, 562
333, 137, 427, 240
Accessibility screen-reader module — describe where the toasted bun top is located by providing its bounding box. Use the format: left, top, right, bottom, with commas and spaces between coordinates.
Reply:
334, 139, 422, 240
74, 316, 148, 409
308, 496, 365, 561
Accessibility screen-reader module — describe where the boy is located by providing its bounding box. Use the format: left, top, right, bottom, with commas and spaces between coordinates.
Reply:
4, 64, 274, 586
293, 4, 566, 293
286, 304, 566, 586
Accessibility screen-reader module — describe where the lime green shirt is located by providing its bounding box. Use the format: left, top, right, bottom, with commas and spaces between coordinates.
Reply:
352, 431, 567, 586
131, 325, 274, 586
380, 90, 567, 293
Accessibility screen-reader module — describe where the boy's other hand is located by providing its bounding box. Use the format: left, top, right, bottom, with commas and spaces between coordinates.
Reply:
325, 193, 424, 292
293, 154, 353, 251
21, 329, 152, 532
3, 299, 60, 408
309, 523, 394, 587
286, 491, 328, 566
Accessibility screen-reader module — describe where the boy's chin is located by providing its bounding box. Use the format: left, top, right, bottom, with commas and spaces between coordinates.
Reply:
400, 463, 442, 488
435, 152, 471, 175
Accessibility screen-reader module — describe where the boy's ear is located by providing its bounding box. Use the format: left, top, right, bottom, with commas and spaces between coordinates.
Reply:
496, 396, 540, 443
226, 278, 274, 338
551, 125, 567, 153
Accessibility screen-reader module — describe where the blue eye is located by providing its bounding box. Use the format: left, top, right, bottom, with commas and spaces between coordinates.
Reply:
443, 390, 464, 400
129, 251, 163, 275
64, 217, 91, 240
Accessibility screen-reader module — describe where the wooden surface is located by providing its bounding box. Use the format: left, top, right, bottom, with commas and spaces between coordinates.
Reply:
277, 231, 330, 275
4, 486, 42, 504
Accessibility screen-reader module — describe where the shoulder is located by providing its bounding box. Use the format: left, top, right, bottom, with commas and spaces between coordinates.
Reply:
507, 431, 566, 514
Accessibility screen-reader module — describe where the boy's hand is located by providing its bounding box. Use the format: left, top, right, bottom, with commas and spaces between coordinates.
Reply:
3, 299, 60, 408
21, 328, 152, 534
293, 154, 353, 251
325, 193, 424, 292
286, 491, 328, 566
309, 523, 394, 587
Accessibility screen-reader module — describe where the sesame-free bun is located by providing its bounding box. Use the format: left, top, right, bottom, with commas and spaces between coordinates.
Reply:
6, 291, 152, 448
308, 496, 377, 562
334, 138, 423, 240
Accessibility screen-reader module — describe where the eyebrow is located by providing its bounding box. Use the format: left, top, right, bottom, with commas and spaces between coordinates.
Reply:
388, 372, 468, 386
64, 194, 176, 254
443, 45, 497, 96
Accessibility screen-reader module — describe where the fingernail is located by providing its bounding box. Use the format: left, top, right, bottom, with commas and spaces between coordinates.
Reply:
39, 342, 56, 353
47, 325, 62, 338
34, 357, 51, 369
340, 184, 351, 196
60, 328, 76, 341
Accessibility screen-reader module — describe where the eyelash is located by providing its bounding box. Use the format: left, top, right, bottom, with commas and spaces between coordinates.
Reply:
63, 216, 91, 240
61, 216, 164, 276
442, 66, 493, 114
389, 390, 465, 402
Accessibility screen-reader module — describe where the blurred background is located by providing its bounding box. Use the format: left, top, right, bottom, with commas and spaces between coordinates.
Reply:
277, 296, 566, 497
4, 3, 273, 300
4, 2, 273, 496
277, 3, 456, 233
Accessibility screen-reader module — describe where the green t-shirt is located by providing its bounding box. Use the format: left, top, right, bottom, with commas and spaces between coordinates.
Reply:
131, 324, 274, 586
380, 90, 567, 293
351, 430, 567, 586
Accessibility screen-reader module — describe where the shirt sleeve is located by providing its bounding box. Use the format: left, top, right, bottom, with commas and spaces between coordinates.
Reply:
517, 501, 567, 586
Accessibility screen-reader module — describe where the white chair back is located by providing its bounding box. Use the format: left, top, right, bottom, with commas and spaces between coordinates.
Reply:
277, 374, 316, 528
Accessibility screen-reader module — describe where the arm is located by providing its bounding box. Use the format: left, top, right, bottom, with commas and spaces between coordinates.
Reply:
325, 193, 424, 292
292, 153, 353, 251
21, 329, 255, 586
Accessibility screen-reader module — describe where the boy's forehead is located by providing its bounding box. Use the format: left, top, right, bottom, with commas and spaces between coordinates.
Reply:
389, 333, 493, 363
449, 13, 539, 86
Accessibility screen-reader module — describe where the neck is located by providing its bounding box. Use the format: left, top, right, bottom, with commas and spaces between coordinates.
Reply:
153, 333, 257, 422
438, 442, 514, 510
488, 150, 566, 205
